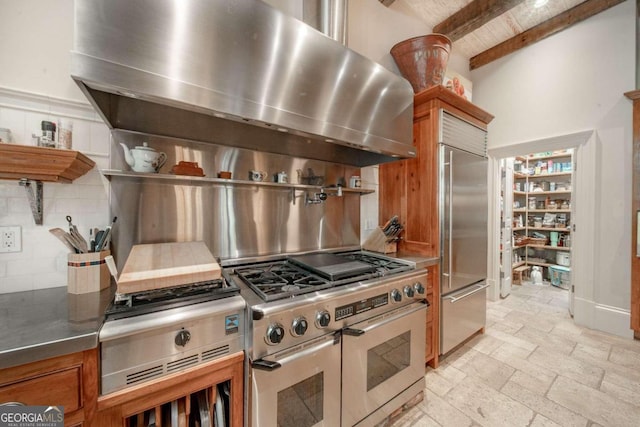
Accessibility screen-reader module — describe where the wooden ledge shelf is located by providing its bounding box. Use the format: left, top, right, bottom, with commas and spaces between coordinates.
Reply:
0, 144, 95, 182
0, 145, 95, 224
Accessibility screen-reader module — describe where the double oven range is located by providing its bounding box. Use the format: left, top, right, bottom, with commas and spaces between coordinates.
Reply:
224, 250, 428, 427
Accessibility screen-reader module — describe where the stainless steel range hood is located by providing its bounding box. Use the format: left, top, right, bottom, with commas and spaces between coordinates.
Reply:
71, 0, 415, 167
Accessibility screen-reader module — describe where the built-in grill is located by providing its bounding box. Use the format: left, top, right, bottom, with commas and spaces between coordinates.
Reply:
104, 278, 238, 320
99, 242, 245, 396
224, 249, 427, 427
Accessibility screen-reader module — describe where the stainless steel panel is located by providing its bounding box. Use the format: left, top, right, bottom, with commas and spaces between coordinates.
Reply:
341, 302, 426, 427
71, 0, 415, 166
440, 282, 488, 355
108, 134, 362, 270
100, 295, 245, 395
440, 144, 488, 294
250, 334, 341, 427
439, 110, 487, 157
243, 270, 428, 360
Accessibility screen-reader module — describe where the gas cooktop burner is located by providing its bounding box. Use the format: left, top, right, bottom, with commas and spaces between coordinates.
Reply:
104, 278, 239, 321
233, 250, 414, 302
235, 263, 332, 302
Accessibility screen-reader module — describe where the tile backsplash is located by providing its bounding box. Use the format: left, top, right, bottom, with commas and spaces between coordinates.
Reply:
0, 87, 111, 294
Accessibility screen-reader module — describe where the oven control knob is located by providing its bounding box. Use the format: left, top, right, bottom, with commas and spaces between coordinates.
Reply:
315, 310, 331, 328
390, 289, 402, 303
291, 317, 308, 336
266, 323, 285, 345
174, 329, 191, 347
413, 282, 425, 295
404, 285, 415, 298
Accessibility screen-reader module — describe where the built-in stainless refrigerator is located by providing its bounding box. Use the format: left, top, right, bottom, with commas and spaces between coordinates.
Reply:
439, 111, 490, 355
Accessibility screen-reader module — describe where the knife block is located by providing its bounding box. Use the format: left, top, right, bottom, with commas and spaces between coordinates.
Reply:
363, 227, 397, 254
67, 250, 111, 294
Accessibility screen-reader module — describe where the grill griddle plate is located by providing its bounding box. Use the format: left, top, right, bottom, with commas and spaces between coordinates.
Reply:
288, 253, 377, 281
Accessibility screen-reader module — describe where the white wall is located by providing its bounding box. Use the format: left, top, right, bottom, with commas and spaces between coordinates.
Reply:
472, 0, 635, 337
0, 0, 85, 102
0, 0, 111, 294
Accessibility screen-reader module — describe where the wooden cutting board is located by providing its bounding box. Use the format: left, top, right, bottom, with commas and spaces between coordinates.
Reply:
117, 241, 221, 294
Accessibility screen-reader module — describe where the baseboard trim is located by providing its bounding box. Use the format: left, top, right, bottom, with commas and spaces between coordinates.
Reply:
574, 296, 633, 338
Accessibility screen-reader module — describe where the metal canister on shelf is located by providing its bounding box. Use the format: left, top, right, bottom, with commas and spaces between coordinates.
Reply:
528, 197, 536, 209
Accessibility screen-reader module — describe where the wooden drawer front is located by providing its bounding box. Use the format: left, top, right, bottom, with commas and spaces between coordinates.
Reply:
0, 367, 82, 413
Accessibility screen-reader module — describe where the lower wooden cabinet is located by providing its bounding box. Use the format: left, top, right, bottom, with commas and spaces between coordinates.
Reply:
0, 349, 98, 427
95, 352, 244, 427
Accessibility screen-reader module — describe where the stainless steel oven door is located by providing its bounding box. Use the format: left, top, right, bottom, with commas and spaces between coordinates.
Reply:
341, 301, 426, 427
250, 333, 341, 427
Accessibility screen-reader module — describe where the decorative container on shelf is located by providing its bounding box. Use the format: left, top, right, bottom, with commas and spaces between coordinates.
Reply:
390, 34, 451, 93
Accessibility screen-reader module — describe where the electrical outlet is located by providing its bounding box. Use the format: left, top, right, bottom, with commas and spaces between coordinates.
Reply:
0, 226, 22, 253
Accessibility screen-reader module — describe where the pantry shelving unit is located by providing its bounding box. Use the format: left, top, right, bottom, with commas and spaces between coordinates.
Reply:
511, 151, 573, 283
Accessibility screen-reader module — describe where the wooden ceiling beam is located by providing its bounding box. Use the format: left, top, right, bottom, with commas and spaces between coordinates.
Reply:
470, 0, 626, 70
433, 0, 526, 42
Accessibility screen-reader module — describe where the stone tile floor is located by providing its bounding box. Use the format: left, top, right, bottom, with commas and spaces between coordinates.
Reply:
394, 282, 640, 427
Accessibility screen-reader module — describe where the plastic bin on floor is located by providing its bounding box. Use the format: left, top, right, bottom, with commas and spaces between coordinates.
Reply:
549, 265, 571, 289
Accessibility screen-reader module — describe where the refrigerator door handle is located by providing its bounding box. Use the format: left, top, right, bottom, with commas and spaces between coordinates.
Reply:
447, 149, 453, 290
443, 283, 490, 303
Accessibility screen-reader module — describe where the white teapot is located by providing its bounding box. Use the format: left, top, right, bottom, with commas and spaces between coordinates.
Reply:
120, 142, 167, 173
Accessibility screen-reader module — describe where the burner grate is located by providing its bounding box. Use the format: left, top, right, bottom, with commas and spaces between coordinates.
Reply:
105, 278, 239, 320
235, 262, 331, 301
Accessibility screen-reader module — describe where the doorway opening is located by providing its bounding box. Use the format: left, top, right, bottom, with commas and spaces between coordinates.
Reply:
488, 130, 594, 315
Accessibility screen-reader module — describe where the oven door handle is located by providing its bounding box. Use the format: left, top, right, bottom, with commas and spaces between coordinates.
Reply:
252, 332, 339, 371
343, 301, 427, 338
252, 359, 282, 371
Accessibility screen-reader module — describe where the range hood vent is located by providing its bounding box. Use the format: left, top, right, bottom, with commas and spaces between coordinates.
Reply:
71, 0, 415, 167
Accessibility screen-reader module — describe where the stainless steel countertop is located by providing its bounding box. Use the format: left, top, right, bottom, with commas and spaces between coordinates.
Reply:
390, 252, 440, 270
0, 285, 114, 370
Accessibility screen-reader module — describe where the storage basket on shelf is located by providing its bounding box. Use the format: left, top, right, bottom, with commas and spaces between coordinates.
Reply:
549, 265, 571, 289
528, 237, 548, 246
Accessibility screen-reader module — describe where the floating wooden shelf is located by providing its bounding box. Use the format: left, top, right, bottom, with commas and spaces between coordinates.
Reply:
0, 144, 95, 183
0, 144, 95, 224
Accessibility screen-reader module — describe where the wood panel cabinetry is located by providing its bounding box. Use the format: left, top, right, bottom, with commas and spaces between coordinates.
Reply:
424, 264, 439, 367
95, 352, 244, 427
380, 86, 493, 365
0, 349, 98, 427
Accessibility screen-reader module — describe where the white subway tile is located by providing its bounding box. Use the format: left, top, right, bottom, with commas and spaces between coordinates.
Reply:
0, 108, 27, 144
90, 121, 111, 154
0, 276, 34, 294
71, 119, 92, 152
32, 272, 66, 290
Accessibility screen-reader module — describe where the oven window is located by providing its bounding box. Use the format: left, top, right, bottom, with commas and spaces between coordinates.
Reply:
367, 330, 411, 391
277, 372, 324, 427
